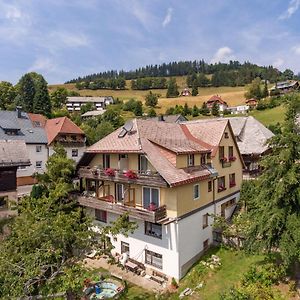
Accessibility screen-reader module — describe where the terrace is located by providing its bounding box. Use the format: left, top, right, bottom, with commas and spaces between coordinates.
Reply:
78, 166, 168, 188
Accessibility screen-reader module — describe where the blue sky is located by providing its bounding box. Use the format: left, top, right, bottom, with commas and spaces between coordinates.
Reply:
0, 0, 300, 84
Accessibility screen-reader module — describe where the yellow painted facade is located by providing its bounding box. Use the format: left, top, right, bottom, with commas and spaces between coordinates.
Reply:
85, 123, 242, 219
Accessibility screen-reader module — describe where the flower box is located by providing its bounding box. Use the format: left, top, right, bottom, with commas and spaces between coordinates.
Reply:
218, 186, 226, 192
220, 157, 228, 162
124, 170, 138, 180
229, 182, 236, 188
229, 156, 236, 162
104, 168, 116, 177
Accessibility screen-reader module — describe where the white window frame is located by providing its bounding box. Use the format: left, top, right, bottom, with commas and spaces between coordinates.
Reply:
142, 186, 160, 208
36, 145, 42, 153
193, 184, 200, 200
36, 161, 42, 169
187, 154, 195, 167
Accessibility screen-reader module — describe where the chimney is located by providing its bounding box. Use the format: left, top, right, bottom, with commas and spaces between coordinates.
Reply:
158, 115, 165, 122
16, 106, 22, 118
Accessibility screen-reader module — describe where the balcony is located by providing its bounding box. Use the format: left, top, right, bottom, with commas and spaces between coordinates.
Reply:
73, 192, 167, 223
78, 167, 168, 187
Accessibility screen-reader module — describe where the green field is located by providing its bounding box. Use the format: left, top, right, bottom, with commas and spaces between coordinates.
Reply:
250, 105, 286, 126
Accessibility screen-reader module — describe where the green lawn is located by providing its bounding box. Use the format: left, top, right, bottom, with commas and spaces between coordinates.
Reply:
250, 105, 286, 126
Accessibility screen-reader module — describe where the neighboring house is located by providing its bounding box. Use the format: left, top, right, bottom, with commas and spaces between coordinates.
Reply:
81, 110, 106, 119
45, 117, 86, 163
245, 98, 258, 109
270, 80, 299, 94
66, 97, 114, 111
205, 95, 228, 112
149, 114, 188, 123
0, 140, 30, 218
181, 88, 191, 96
0, 109, 86, 186
224, 116, 274, 178
227, 105, 249, 115
0, 109, 48, 186
75, 118, 244, 280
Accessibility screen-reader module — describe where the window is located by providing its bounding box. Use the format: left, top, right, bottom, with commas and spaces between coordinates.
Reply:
139, 154, 148, 172
145, 222, 162, 239
36, 161, 42, 169
145, 250, 163, 269
193, 184, 200, 200
95, 209, 107, 223
221, 198, 236, 218
229, 146, 233, 158
143, 187, 159, 209
187, 154, 195, 167
203, 239, 209, 250
71, 135, 77, 141
201, 154, 206, 165
203, 214, 209, 229
103, 154, 110, 169
208, 181, 212, 192
18, 166, 27, 170
5, 129, 19, 135
217, 176, 226, 192
36, 145, 42, 152
224, 132, 229, 139
72, 149, 78, 157
229, 173, 236, 187
33, 121, 41, 127
121, 241, 130, 254
116, 183, 124, 202
219, 146, 225, 161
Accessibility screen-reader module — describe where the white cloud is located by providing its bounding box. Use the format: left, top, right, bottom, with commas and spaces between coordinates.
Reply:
279, 0, 300, 20
29, 57, 58, 73
51, 31, 89, 48
292, 45, 300, 55
273, 58, 284, 68
5, 5, 22, 21
162, 7, 173, 27
210, 47, 235, 63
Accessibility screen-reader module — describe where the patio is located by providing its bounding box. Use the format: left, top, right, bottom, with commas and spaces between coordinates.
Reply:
83, 257, 167, 293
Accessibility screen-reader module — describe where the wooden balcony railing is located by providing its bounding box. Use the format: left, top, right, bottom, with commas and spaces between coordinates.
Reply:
78, 167, 168, 187
73, 192, 167, 223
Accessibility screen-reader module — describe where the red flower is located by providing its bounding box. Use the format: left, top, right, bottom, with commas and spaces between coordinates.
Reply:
104, 168, 115, 176
229, 156, 236, 162
220, 157, 227, 162
124, 170, 138, 179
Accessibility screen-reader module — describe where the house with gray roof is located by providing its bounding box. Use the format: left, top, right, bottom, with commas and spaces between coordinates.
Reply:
66, 96, 114, 112
0, 108, 48, 185
0, 140, 30, 218
224, 116, 274, 177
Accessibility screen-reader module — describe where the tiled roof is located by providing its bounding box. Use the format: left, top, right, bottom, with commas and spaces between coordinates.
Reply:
45, 117, 85, 145
27, 113, 47, 127
207, 95, 227, 105
67, 96, 113, 103
85, 119, 220, 186
0, 110, 48, 144
224, 116, 274, 155
0, 140, 30, 167
148, 114, 187, 123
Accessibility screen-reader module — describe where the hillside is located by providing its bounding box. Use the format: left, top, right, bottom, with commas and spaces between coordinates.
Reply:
49, 76, 248, 113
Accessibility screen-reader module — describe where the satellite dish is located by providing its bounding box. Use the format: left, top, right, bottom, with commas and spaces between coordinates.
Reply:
118, 120, 133, 138
123, 120, 133, 132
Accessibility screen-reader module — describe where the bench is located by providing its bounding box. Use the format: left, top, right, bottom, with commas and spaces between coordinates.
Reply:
150, 270, 168, 285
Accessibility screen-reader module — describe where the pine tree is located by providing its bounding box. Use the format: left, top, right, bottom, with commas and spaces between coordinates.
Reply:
148, 108, 157, 117
192, 80, 198, 96
246, 94, 300, 266
133, 101, 143, 116
166, 78, 179, 98
145, 91, 158, 107
191, 105, 199, 117
33, 76, 52, 117
17, 73, 35, 112
262, 81, 269, 98
183, 102, 191, 116
211, 102, 219, 116
200, 102, 210, 116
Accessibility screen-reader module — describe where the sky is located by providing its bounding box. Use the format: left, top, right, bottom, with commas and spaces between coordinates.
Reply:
0, 0, 300, 84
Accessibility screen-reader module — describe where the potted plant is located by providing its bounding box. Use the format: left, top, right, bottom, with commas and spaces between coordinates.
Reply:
220, 156, 227, 162
104, 168, 115, 177
124, 170, 138, 179
148, 202, 157, 211
170, 277, 178, 290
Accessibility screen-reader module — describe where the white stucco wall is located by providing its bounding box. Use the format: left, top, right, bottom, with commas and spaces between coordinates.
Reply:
49, 145, 86, 163
17, 144, 48, 178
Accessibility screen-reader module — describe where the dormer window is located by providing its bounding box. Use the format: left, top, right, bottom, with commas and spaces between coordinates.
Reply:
187, 154, 195, 167
4, 129, 19, 136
